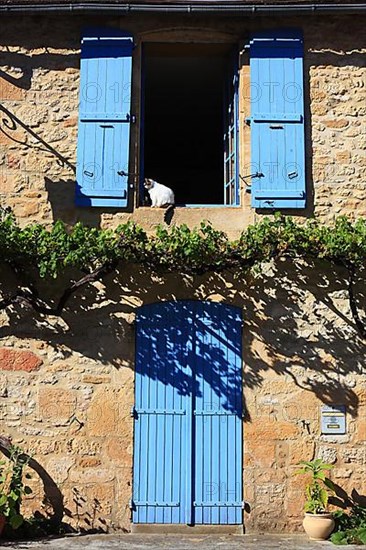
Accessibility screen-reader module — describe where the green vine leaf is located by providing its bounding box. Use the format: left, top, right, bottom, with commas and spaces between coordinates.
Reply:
0, 207, 365, 333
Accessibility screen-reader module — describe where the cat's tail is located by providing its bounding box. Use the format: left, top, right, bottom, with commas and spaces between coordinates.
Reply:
164, 204, 175, 225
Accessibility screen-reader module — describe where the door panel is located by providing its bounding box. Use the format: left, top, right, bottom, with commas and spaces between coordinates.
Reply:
133, 303, 191, 524
133, 301, 242, 525
193, 303, 242, 524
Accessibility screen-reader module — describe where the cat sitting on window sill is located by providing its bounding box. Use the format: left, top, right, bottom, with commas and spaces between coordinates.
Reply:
144, 178, 175, 224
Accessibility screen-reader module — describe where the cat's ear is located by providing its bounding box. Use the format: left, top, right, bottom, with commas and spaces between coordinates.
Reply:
145, 178, 155, 189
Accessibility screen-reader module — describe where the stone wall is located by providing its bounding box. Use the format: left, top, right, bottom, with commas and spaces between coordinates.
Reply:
0, 14, 365, 234
0, 262, 365, 532
0, 12, 365, 534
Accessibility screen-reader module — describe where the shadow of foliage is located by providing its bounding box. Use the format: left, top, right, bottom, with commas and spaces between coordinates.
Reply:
0, 258, 365, 422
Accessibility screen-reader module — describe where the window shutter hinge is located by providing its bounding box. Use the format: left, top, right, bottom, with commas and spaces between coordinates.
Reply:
130, 406, 137, 418
240, 42, 250, 54
129, 498, 134, 510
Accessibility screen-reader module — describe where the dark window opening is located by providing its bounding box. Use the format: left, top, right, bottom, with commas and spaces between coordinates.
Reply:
143, 43, 235, 206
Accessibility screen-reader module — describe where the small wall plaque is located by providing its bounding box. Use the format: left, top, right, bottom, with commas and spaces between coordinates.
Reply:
321, 405, 346, 435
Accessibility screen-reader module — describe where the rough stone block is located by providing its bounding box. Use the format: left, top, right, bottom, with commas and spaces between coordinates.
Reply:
0, 348, 43, 372
106, 437, 132, 465
69, 467, 115, 484
46, 456, 75, 484
0, 78, 25, 101
38, 387, 76, 425
78, 456, 102, 468
245, 419, 299, 442
324, 119, 350, 129
288, 440, 315, 465
87, 388, 132, 437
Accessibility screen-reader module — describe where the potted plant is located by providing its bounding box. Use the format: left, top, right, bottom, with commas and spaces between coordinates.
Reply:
0, 445, 32, 536
295, 458, 336, 540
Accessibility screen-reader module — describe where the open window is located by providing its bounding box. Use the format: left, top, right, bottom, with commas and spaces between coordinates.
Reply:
75, 29, 306, 211
142, 43, 239, 207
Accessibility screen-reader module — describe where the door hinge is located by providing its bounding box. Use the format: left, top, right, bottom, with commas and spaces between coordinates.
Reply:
239, 41, 250, 54
129, 498, 134, 510
130, 406, 137, 418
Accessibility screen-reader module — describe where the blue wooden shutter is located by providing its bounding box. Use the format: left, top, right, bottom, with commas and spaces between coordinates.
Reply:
76, 29, 133, 208
249, 29, 306, 209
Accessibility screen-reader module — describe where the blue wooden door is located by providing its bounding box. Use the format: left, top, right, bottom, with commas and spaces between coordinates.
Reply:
133, 301, 242, 525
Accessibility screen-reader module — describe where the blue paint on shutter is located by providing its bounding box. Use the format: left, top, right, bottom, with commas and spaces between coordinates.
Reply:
133, 301, 242, 525
76, 29, 133, 208
249, 29, 306, 209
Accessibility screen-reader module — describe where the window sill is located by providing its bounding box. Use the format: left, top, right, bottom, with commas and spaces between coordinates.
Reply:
138, 205, 241, 209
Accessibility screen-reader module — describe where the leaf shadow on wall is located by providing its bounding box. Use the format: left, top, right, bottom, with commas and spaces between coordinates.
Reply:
0, 259, 365, 422
0, 436, 66, 535
330, 484, 366, 510
0, 435, 117, 536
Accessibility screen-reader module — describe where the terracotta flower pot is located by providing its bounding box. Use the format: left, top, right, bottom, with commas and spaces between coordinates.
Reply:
0, 514, 6, 537
303, 512, 335, 540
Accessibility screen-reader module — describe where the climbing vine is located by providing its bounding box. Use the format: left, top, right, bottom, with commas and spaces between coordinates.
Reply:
0, 207, 365, 336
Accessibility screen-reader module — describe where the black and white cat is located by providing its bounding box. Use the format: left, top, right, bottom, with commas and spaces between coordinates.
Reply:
144, 178, 175, 224
144, 178, 175, 207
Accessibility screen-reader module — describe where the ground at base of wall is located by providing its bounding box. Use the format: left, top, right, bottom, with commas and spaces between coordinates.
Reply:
0, 534, 364, 550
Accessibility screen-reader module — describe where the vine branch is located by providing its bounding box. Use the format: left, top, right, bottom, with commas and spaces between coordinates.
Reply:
0, 209, 365, 337
346, 263, 366, 339
0, 260, 118, 316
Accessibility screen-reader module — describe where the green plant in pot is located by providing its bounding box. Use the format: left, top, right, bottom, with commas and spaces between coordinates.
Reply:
0, 445, 32, 536
295, 459, 336, 540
